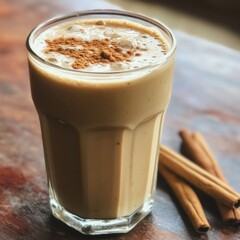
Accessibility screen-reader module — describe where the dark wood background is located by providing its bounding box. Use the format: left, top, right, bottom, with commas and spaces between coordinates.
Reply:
0, 0, 240, 239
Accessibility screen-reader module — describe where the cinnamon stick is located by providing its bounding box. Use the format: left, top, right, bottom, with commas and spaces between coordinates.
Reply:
179, 129, 240, 225
159, 145, 240, 209
159, 163, 210, 233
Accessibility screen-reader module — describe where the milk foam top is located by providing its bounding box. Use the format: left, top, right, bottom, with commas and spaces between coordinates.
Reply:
33, 19, 169, 72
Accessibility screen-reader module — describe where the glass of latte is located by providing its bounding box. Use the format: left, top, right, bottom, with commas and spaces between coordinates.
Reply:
26, 9, 176, 235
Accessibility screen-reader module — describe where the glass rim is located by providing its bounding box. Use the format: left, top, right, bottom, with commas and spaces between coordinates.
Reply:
26, 9, 176, 76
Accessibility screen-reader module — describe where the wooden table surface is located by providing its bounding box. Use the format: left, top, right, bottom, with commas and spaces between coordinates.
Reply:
1, 0, 240, 239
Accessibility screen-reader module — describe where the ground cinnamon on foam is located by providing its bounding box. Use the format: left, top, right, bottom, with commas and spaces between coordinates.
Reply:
45, 37, 141, 69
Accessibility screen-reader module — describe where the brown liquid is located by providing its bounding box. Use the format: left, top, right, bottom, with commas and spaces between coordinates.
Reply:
28, 20, 174, 219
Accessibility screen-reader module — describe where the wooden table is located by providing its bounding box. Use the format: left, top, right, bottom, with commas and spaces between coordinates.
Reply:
1, 0, 240, 239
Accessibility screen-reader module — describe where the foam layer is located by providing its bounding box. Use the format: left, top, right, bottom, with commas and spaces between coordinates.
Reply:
33, 19, 169, 72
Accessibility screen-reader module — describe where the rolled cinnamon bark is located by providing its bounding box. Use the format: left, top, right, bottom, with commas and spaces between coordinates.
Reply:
159, 145, 240, 209
159, 163, 210, 233
179, 129, 240, 225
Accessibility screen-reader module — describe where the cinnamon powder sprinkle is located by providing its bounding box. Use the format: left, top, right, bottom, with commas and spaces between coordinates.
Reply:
44, 37, 139, 69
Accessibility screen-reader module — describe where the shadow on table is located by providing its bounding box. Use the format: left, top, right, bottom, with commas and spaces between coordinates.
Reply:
138, 0, 240, 35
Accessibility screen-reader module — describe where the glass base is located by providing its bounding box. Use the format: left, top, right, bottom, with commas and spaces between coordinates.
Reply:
49, 186, 154, 235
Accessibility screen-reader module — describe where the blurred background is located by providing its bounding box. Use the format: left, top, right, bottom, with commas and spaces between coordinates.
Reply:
108, 0, 240, 50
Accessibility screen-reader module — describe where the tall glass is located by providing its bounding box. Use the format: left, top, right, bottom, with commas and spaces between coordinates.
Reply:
26, 10, 176, 235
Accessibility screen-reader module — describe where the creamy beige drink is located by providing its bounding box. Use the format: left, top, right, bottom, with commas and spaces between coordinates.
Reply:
27, 10, 176, 235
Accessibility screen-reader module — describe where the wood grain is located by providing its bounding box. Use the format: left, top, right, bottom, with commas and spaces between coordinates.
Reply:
0, 0, 240, 239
